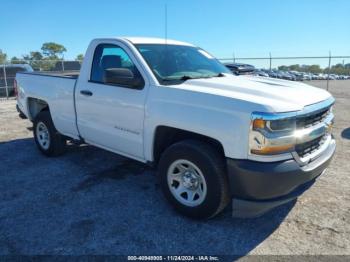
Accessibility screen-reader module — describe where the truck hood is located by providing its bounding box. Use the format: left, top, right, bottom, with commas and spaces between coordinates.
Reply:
172, 75, 332, 112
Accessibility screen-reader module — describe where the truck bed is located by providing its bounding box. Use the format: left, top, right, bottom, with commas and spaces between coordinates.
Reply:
16, 71, 80, 139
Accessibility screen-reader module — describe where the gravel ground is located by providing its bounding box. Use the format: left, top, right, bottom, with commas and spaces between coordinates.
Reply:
0, 80, 349, 257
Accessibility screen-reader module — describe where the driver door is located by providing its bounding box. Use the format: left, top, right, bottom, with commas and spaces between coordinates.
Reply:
75, 43, 147, 160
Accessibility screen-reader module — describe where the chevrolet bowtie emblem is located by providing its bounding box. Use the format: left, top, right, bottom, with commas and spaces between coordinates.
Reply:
325, 122, 333, 134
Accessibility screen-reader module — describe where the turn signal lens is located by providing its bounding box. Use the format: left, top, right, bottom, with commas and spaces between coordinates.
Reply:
252, 119, 266, 129
251, 144, 294, 155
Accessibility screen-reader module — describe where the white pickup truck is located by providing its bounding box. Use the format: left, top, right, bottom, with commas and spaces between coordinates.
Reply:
15, 37, 336, 219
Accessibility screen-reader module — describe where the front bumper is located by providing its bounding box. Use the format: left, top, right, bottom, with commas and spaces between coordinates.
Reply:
227, 138, 336, 217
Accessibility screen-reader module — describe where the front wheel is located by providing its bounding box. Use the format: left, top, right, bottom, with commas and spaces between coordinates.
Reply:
33, 111, 66, 156
158, 140, 230, 219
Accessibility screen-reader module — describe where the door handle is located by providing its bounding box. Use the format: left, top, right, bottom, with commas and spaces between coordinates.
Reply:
80, 90, 93, 96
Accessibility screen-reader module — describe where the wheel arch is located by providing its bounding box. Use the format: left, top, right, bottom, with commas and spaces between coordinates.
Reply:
26, 97, 49, 121
152, 125, 225, 166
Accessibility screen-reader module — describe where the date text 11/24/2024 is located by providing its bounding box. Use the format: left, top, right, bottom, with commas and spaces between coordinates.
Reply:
127, 256, 219, 261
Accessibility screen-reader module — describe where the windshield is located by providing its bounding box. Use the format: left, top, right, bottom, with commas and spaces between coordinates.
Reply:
135, 44, 231, 85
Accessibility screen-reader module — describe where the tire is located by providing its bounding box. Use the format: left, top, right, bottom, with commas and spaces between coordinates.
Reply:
158, 140, 230, 219
33, 110, 66, 157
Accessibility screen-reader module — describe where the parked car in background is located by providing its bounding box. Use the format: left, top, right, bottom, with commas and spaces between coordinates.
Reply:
311, 74, 318, 80
316, 73, 327, 80
279, 71, 296, 81
254, 69, 269, 77
255, 70, 349, 82
301, 73, 312, 81
267, 70, 279, 78
0, 64, 33, 97
289, 71, 304, 81
269, 70, 293, 80
225, 63, 255, 75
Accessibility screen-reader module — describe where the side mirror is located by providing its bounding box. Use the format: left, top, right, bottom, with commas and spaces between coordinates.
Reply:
103, 68, 143, 88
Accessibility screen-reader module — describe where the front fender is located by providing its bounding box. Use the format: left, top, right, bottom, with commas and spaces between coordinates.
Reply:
143, 87, 263, 161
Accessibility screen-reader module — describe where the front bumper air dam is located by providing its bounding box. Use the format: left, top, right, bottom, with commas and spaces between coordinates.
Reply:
226, 139, 336, 218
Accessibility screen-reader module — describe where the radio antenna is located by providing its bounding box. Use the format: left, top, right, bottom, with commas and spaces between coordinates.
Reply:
165, 4, 168, 44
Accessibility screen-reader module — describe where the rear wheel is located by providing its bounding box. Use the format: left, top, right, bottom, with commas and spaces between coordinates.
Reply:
33, 111, 66, 156
158, 140, 230, 219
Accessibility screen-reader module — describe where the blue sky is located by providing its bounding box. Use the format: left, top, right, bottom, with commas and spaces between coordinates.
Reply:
0, 0, 349, 67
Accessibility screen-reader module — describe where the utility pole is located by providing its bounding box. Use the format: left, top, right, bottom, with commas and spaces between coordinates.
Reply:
2, 63, 8, 99
61, 54, 65, 72
327, 51, 331, 91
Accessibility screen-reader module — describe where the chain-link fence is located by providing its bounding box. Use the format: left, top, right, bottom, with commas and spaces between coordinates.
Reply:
1, 54, 350, 98
218, 54, 350, 91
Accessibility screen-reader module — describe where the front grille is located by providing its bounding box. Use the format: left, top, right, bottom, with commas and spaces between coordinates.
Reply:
295, 104, 332, 159
295, 135, 328, 158
296, 107, 331, 128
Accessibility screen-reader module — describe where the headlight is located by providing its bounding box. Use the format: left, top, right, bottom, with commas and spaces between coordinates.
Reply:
249, 99, 335, 161
249, 113, 297, 155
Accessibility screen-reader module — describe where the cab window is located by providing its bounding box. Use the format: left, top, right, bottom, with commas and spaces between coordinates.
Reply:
90, 44, 144, 89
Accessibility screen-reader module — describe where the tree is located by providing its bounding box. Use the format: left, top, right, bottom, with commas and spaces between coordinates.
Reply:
41, 42, 67, 59
0, 49, 7, 64
23, 51, 43, 61
75, 54, 84, 61
10, 56, 25, 64
22, 51, 46, 70
278, 65, 289, 71
289, 64, 302, 71
307, 65, 322, 74
329, 63, 349, 75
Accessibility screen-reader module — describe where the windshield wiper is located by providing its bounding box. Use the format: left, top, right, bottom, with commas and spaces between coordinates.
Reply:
215, 73, 225, 77
180, 75, 199, 81
161, 75, 204, 82
160, 74, 223, 83
181, 75, 224, 81
182, 73, 225, 80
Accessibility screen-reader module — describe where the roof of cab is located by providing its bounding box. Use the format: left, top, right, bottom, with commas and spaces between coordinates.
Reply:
120, 37, 194, 46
